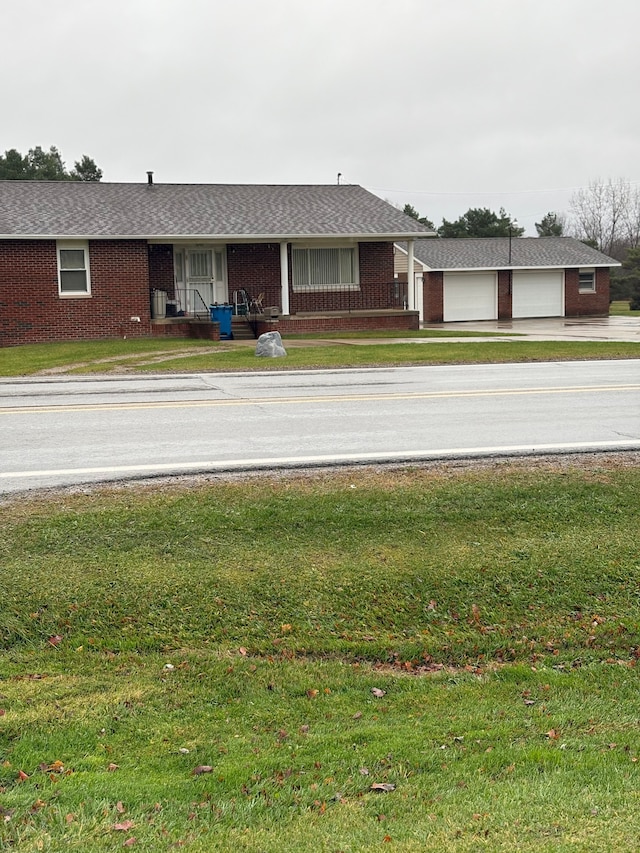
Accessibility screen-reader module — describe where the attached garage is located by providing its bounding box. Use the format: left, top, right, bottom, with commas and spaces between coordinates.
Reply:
512, 271, 564, 318
397, 236, 616, 323
443, 272, 497, 322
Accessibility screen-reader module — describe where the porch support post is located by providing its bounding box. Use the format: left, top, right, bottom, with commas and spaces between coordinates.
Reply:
407, 239, 415, 312
416, 273, 424, 323
280, 242, 290, 315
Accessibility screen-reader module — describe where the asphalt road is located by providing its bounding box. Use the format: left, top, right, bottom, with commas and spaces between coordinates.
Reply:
1, 360, 639, 494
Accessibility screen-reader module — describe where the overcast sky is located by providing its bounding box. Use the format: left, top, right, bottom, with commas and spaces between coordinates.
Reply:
4, 0, 639, 235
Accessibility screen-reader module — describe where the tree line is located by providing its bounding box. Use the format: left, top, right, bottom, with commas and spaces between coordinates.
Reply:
0, 146, 102, 181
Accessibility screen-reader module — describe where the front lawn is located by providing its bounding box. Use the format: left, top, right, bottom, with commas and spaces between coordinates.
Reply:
1, 337, 639, 376
610, 300, 640, 316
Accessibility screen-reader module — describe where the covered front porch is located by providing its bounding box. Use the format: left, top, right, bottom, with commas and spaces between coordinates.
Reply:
148, 238, 421, 335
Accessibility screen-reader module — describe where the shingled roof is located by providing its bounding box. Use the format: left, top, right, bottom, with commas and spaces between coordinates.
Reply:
0, 181, 432, 241
405, 237, 619, 270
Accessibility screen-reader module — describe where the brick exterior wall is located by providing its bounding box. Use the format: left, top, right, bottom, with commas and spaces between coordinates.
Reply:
423, 271, 444, 323
264, 311, 419, 335
151, 320, 220, 340
1, 239, 417, 346
564, 268, 610, 316
0, 239, 152, 347
149, 244, 175, 296
227, 243, 281, 308
497, 270, 512, 319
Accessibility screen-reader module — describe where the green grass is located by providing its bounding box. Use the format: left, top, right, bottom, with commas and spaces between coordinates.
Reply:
274, 328, 518, 339
610, 299, 640, 316
2, 462, 640, 850
1, 337, 639, 376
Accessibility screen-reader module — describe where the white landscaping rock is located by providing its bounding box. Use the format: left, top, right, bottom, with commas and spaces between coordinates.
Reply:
255, 330, 287, 358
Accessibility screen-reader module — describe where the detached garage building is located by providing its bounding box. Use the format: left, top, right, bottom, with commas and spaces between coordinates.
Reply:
394, 237, 618, 323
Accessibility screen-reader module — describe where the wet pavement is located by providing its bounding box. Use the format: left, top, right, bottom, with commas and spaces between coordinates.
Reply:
422, 316, 640, 343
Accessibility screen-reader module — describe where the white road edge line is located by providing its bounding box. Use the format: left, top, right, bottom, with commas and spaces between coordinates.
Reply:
2, 440, 640, 480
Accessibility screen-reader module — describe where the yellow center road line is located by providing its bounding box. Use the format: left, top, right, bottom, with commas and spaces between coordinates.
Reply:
1, 384, 640, 415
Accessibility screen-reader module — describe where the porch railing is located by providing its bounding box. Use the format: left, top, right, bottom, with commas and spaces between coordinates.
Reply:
166, 281, 410, 321
288, 281, 408, 314
171, 287, 211, 319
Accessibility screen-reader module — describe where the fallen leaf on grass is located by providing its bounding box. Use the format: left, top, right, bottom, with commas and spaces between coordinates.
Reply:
112, 820, 135, 831
116, 802, 126, 814
46, 760, 65, 773
546, 729, 560, 740
306, 689, 318, 699
192, 765, 213, 776
29, 799, 46, 813
371, 688, 386, 698
47, 635, 63, 647
108, 763, 120, 772
370, 783, 396, 792
238, 647, 248, 656
124, 839, 136, 847
353, 711, 363, 720
17, 770, 29, 782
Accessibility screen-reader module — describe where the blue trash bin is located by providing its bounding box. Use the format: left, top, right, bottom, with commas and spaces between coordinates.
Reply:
210, 304, 233, 339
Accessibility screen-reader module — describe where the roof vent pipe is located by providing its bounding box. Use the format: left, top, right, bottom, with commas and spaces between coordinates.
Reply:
147, 171, 154, 185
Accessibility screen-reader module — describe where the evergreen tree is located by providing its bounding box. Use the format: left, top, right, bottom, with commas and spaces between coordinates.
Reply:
535, 212, 565, 236
403, 203, 435, 230
438, 207, 524, 238
0, 146, 102, 181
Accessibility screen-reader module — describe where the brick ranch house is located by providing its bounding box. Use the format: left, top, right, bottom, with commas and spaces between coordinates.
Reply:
0, 179, 433, 347
394, 237, 619, 323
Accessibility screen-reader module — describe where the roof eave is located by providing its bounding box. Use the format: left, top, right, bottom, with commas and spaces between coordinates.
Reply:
1, 231, 432, 242
423, 263, 622, 272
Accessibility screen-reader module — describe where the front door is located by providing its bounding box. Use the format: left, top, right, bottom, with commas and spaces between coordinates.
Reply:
174, 248, 227, 315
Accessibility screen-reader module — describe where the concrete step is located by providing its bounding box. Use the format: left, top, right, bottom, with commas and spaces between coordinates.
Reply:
231, 318, 257, 340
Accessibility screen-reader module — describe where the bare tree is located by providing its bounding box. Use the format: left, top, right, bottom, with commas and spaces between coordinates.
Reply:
569, 178, 639, 257
622, 188, 640, 249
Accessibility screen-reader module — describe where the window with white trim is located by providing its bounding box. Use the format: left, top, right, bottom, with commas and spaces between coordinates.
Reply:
57, 241, 91, 296
578, 268, 595, 293
291, 246, 358, 291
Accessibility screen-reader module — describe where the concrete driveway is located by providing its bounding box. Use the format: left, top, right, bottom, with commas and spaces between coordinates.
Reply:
423, 315, 640, 342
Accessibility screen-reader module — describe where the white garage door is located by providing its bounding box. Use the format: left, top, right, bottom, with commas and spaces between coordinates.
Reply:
443, 273, 497, 322
512, 271, 564, 318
